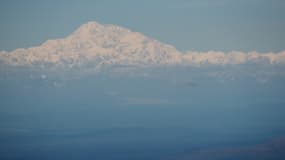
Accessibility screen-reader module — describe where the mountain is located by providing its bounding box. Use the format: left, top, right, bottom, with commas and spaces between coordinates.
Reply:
0, 21, 285, 72
0, 21, 182, 71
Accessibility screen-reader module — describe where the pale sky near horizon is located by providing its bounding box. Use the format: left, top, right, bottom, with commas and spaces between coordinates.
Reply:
0, 0, 284, 52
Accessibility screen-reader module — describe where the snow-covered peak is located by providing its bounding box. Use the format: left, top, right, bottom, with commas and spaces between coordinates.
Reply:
73, 21, 117, 38
0, 21, 285, 71
73, 21, 129, 36
0, 21, 182, 70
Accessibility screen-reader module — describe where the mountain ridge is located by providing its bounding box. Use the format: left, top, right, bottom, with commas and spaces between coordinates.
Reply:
0, 21, 285, 71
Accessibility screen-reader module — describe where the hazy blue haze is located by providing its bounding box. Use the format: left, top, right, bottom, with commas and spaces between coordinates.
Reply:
1, 67, 285, 159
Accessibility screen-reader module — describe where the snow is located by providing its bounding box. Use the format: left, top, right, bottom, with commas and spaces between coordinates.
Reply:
0, 21, 284, 71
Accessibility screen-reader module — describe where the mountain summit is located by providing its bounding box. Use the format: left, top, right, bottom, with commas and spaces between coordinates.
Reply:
0, 21, 182, 70
0, 21, 285, 71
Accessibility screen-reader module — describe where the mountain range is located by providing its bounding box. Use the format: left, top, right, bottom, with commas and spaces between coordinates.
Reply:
0, 21, 285, 72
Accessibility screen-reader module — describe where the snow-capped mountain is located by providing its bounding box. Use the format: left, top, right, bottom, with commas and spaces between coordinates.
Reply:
0, 21, 182, 71
0, 21, 285, 72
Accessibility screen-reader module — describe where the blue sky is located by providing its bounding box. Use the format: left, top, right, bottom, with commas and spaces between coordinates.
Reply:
0, 0, 284, 52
